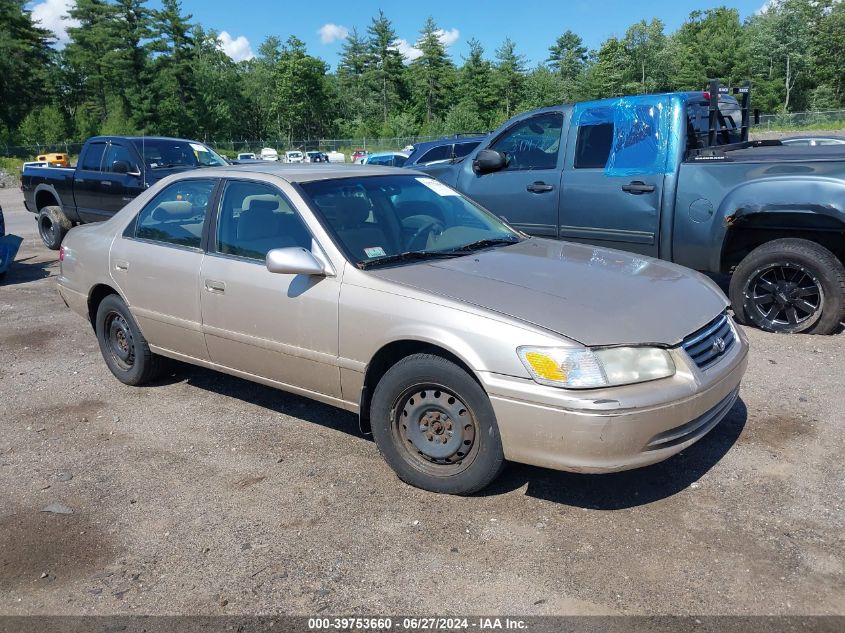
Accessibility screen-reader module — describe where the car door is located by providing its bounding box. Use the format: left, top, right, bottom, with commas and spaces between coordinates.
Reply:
199, 179, 342, 398
73, 140, 109, 222
110, 178, 219, 361
456, 112, 564, 237
558, 102, 666, 257
99, 141, 146, 216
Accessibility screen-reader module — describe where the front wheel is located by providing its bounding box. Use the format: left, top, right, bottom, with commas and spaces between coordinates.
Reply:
729, 238, 845, 334
370, 353, 505, 494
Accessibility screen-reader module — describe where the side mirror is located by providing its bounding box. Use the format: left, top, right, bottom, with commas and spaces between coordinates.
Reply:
473, 149, 506, 174
266, 247, 326, 276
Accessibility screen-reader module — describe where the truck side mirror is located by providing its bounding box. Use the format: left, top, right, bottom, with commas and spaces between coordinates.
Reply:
473, 149, 507, 174
112, 160, 132, 174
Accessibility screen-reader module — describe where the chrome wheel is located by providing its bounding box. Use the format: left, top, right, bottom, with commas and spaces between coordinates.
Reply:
393, 386, 478, 476
105, 311, 135, 370
38, 214, 57, 246
744, 263, 823, 332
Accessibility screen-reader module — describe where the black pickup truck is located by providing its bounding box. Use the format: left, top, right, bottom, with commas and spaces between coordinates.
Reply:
22, 136, 228, 249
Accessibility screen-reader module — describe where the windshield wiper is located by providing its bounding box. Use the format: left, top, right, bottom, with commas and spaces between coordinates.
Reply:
448, 237, 521, 253
358, 250, 461, 270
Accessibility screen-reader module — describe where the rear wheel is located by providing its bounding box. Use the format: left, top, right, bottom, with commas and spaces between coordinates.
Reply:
38, 205, 71, 250
95, 294, 166, 385
370, 354, 505, 494
729, 238, 845, 334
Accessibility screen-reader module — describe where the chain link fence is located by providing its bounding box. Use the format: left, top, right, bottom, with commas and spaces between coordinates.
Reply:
755, 109, 845, 130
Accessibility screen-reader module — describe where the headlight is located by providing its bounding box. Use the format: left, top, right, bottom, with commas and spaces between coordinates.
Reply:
517, 346, 675, 389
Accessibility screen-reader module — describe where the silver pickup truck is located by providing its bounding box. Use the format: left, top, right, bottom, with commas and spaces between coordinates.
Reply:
424, 82, 845, 334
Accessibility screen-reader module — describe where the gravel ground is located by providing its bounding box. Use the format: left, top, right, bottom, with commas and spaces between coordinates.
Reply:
0, 187, 843, 617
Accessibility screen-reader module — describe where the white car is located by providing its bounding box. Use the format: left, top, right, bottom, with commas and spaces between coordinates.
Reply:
326, 151, 346, 164
260, 148, 279, 161
237, 152, 256, 160
284, 151, 304, 163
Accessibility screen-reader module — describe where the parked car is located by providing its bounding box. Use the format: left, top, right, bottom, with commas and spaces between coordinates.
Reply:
426, 82, 845, 334
36, 152, 70, 167
260, 148, 279, 161
362, 151, 409, 167
404, 135, 486, 174
326, 151, 346, 164
351, 150, 368, 164
0, 204, 22, 281
780, 136, 845, 147
284, 150, 305, 163
237, 152, 257, 160
21, 136, 229, 249
305, 151, 329, 163
56, 163, 748, 494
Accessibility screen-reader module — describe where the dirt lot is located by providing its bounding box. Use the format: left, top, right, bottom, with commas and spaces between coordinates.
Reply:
0, 187, 843, 617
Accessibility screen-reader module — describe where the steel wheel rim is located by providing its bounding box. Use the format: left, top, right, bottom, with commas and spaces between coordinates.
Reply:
744, 262, 823, 331
39, 216, 56, 244
105, 311, 135, 370
392, 384, 479, 477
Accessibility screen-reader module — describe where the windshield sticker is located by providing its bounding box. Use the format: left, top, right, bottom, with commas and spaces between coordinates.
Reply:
416, 177, 459, 196
364, 246, 386, 258
189, 143, 206, 153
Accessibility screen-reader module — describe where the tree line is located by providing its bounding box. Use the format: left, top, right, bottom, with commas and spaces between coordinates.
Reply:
2, 0, 844, 149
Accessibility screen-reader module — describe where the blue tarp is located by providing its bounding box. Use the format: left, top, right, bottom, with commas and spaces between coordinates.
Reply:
572, 94, 685, 177
0, 234, 22, 277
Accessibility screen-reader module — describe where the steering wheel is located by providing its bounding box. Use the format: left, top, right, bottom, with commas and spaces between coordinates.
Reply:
406, 218, 444, 251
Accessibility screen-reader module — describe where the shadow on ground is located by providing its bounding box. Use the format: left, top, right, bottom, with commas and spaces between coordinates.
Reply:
153, 362, 747, 510
1, 256, 54, 285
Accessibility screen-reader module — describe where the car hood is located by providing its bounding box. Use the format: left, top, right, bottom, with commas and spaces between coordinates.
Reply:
369, 238, 728, 347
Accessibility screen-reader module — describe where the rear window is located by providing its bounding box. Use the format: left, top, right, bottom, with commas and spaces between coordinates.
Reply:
417, 145, 452, 165
574, 123, 614, 169
80, 142, 107, 171
454, 142, 480, 158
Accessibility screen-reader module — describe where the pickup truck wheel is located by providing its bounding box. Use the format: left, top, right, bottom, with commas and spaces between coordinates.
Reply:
95, 294, 166, 385
370, 353, 505, 494
38, 206, 71, 250
730, 239, 845, 335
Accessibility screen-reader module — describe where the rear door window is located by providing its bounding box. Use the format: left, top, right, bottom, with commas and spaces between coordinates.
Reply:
574, 123, 614, 169
132, 179, 217, 249
80, 142, 107, 171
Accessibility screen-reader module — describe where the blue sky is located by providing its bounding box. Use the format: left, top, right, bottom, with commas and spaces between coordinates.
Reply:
32, 0, 768, 67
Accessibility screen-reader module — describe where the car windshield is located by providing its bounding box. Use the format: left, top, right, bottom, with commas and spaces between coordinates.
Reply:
300, 175, 522, 267
132, 139, 228, 169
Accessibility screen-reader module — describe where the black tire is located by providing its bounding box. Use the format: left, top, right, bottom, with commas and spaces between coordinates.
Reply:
370, 353, 505, 494
729, 238, 845, 335
95, 294, 166, 385
38, 205, 72, 250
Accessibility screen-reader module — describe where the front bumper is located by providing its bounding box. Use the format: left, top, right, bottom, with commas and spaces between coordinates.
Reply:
481, 324, 749, 473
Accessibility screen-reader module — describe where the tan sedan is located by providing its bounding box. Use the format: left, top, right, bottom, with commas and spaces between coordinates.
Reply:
57, 164, 748, 494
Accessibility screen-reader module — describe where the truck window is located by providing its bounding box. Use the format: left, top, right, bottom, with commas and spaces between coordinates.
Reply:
80, 142, 107, 171
104, 143, 135, 173
418, 145, 453, 165
454, 141, 480, 158
490, 113, 562, 171
132, 179, 217, 249
575, 123, 614, 169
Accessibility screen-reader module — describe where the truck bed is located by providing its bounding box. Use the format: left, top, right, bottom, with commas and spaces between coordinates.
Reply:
723, 144, 845, 162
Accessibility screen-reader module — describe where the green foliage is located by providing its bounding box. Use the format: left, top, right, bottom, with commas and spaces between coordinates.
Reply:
3, 1, 845, 150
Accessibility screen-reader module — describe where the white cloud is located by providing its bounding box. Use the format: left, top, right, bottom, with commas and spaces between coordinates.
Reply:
318, 23, 349, 44
30, 0, 79, 47
392, 28, 460, 63
217, 31, 254, 62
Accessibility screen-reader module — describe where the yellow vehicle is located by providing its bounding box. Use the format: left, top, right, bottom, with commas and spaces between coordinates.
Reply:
36, 152, 69, 167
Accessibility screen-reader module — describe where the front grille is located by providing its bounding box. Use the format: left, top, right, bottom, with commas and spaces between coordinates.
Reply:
681, 312, 735, 369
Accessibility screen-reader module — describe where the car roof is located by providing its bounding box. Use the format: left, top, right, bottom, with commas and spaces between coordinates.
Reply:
194, 163, 423, 183
369, 151, 409, 158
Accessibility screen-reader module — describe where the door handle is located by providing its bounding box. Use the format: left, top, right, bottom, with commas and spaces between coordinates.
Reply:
526, 181, 554, 193
100, 180, 113, 186
621, 181, 656, 194
113, 259, 129, 271
205, 280, 225, 293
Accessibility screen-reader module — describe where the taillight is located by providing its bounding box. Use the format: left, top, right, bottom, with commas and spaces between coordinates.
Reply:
59, 246, 65, 262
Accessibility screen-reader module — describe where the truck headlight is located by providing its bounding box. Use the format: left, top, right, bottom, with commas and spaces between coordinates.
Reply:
517, 346, 675, 389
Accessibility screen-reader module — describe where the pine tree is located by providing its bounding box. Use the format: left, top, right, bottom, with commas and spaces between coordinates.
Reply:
410, 17, 454, 123
493, 38, 526, 118
66, 0, 118, 126
546, 31, 587, 99
457, 39, 497, 127
365, 10, 406, 123
149, 0, 195, 136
